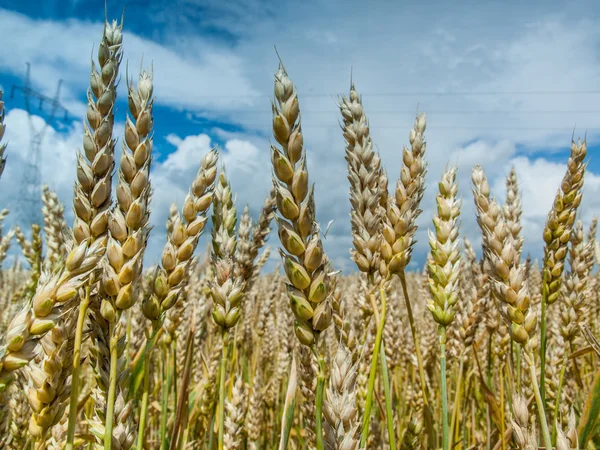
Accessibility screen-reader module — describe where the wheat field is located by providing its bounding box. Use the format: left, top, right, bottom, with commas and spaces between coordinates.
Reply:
0, 13, 598, 450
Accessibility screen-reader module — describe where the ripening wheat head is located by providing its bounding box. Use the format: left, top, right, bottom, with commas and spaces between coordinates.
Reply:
210, 169, 246, 330
472, 165, 535, 345
270, 62, 333, 347
145, 149, 218, 322
73, 17, 123, 248
542, 138, 587, 305
381, 113, 427, 276
426, 166, 461, 328
340, 83, 383, 277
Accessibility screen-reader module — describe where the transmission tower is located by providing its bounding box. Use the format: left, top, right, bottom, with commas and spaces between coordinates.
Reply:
10, 63, 69, 227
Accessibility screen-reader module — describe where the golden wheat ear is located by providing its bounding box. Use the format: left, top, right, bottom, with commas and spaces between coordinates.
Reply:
381, 113, 427, 276
340, 83, 383, 277
234, 187, 276, 288
145, 147, 219, 322
42, 186, 68, 272
209, 168, 245, 331
270, 60, 336, 450
472, 164, 552, 447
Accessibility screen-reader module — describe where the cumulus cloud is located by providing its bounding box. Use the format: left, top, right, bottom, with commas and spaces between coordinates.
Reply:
492, 154, 600, 261
0, 8, 259, 117
145, 131, 275, 266
0, 108, 280, 269
2, 1, 600, 272
1, 109, 80, 222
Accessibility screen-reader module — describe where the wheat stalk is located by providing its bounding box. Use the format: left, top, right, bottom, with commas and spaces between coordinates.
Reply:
378, 113, 430, 446
208, 168, 246, 450
0, 11, 599, 450
539, 138, 587, 415
42, 186, 68, 272
472, 164, 549, 447
323, 342, 360, 450
99, 65, 154, 450
270, 60, 334, 450
66, 15, 124, 449
145, 148, 218, 323
426, 166, 461, 450
340, 83, 396, 448
340, 83, 383, 277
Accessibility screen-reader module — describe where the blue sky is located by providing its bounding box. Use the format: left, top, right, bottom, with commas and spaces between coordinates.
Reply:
1, 0, 600, 272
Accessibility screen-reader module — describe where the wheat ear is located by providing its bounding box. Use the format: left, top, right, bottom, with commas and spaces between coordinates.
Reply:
42, 186, 68, 272
66, 15, 124, 450
381, 113, 427, 275
323, 340, 360, 450
0, 237, 103, 387
472, 165, 549, 447
210, 169, 244, 331
504, 167, 523, 262
426, 166, 461, 450
100, 65, 154, 450
539, 138, 586, 412
234, 188, 277, 287
209, 168, 246, 450
25, 304, 77, 443
340, 83, 383, 277
223, 375, 247, 449
145, 148, 218, 323
271, 61, 332, 450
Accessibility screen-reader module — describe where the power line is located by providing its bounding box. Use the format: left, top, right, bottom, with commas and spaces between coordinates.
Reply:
212, 122, 599, 132
184, 89, 600, 99
224, 109, 600, 115
282, 125, 600, 131
10, 63, 69, 228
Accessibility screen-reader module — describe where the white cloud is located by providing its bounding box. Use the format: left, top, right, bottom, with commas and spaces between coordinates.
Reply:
0, 8, 259, 117
3, 2, 600, 271
1, 109, 79, 221
491, 154, 600, 261
0, 110, 279, 270
161, 133, 212, 172
130, 131, 276, 267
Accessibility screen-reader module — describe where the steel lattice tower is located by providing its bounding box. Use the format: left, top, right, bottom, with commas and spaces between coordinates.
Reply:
10, 63, 68, 227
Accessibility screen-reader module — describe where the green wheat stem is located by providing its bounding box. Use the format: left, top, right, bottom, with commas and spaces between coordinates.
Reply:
217, 331, 229, 450
136, 338, 152, 450
540, 273, 548, 409
551, 354, 569, 444
315, 350, 326, 450
440, 326, 449, 450
360, 282, 387, 447
65, 284, 91, 450
104, 320, 119, 450
160, 342, 173, 450
526, 349, 552, 449
399, 271, 429, 409
380, 341, 396, 450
